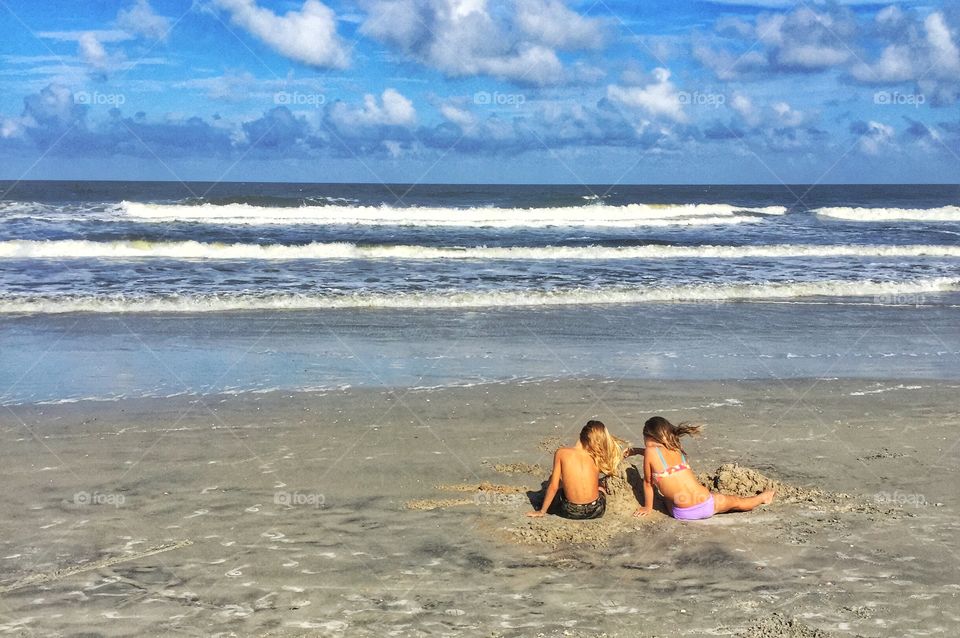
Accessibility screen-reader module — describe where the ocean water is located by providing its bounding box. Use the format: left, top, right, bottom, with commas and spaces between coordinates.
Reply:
1, 181, 958, 404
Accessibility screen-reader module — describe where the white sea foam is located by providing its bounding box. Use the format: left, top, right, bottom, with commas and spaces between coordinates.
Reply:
3, 240, 959, 261
120, 201, 786, 227
849, 384, 924, 396
815, 206, 960, 222
1, 278, 956, 314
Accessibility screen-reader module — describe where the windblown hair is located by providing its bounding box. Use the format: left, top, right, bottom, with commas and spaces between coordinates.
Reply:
642, 416, 701, 454
580, 420, 629, 476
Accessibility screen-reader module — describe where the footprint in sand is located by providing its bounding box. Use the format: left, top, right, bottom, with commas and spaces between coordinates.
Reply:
216, 603, 253, 618
286, 621, 347, 630
0, 618, 36, 632
253, 598, 275, 613
261, 531, 286, 541
224, 565, 248, 577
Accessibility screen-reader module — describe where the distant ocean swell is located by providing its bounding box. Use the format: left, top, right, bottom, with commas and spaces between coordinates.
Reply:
3, 239, 960, 261
2, 278, 957, 314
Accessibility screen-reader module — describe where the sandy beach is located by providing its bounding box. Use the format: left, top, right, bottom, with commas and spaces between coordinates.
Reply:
1, 377, 958, 636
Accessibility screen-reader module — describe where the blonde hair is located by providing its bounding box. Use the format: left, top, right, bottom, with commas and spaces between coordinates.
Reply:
580, 420, 628, 476
642, 416, 701, 454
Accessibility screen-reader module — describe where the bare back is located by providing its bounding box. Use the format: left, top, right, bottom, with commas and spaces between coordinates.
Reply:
556, 447, 600, 504
644, 444, 711, 508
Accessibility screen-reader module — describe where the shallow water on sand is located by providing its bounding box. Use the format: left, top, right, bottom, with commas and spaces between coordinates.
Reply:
2, 300, 958, 405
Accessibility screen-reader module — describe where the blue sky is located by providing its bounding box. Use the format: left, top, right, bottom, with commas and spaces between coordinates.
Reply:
1, 0, 959, 183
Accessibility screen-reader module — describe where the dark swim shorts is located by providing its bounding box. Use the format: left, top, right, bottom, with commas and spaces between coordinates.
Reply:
558, 492, 606, 520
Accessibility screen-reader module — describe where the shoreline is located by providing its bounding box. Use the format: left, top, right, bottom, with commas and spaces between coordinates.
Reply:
1, 378, 958, 636
4, 297, 960, 407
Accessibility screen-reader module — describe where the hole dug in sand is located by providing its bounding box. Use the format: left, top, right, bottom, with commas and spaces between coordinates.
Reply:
405, 462, 868, 548
505, 472, 657, 549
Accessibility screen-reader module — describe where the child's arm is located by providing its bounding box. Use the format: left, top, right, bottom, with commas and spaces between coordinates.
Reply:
623, 446, 644, 458
527, 450, 562, 517
634, 452, 655, 517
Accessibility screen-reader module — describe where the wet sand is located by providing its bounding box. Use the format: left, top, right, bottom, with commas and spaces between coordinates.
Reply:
1, 378, 959, 636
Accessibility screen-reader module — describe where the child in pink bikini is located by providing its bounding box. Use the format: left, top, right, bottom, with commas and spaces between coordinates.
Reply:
630, 416, 775, 520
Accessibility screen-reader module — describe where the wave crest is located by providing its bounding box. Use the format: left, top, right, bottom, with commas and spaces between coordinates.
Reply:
120, 201, 786, 227
2, 240, 960, 261
2, 278, 955, 314
815, 206, 960, 222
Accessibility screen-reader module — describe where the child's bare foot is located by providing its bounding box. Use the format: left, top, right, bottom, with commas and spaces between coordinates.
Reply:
759, 489, 776, 505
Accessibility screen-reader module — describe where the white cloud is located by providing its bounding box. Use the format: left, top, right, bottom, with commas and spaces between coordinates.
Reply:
857, 120, 895, 155
381, 88, 416, 125
471, 45, 564, 86
851, 44, 914, 82
875, 6, 905, 27
772, 101, 805, 127
117, 0, 172, 41
78, 33, 110, 69
439, 103, 476, 129
20, 83, 83, 130
706, 0, 910, 6
0, 116, 25, 139
776, 44, 849, 69
727, 93, 814, 137
39, 30, 133, 43
35, 4, 171, 78
693, 42, 767, 81
359, 0, 602, 85
516, 0, 605, 50
383, 139, 404, 157
175, 73, 329, 103
328, 88, 417, 130
215, 0, 349, 69
698, 6, 854, 79
606, 68, 686, 123
851, 10, 960, 105
77, 32, 123, 71
730, 92, 760, 127
925, 12, 960, 76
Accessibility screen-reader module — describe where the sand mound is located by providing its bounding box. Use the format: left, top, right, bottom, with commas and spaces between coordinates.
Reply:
435, 482, 527, 494
737, 612, 833, 637
406, 483, 530, 510
404, 498, 473, 511
492, 463, 545, 476
698, 464, 892, 518
698, 463, 837, 504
